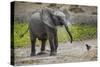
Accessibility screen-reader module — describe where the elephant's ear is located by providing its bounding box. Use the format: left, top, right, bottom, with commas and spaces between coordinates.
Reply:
41, 8, 56, 29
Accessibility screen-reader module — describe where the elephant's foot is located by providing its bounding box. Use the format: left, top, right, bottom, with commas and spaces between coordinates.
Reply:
50, 51, 57, 56
30, 53, 36, 56
37, 51, 47, 55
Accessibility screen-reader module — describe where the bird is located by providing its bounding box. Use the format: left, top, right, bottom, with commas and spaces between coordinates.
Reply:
85, 44, 91, 51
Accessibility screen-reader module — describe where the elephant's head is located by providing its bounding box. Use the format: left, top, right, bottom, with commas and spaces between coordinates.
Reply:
41, 8, 73, 43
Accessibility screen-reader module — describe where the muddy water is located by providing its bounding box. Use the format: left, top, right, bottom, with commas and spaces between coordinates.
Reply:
14, 39, 97, 66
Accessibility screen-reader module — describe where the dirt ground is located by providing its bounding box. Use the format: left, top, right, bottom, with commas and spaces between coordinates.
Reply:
14, 39, 97, 66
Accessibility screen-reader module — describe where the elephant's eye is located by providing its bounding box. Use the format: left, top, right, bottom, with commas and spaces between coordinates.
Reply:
56, 16, 63, 25
57, 16, 62, 21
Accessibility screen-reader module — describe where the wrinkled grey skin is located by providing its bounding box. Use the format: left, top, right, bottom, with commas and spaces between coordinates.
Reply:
22, 8, 73, 56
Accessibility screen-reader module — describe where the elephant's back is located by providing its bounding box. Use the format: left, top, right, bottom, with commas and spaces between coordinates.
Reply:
29, 11, 47, 37
29, 11, 43, 27
30, 12, 41, 23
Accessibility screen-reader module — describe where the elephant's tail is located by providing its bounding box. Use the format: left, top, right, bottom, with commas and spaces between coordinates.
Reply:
19, 26, 29, 38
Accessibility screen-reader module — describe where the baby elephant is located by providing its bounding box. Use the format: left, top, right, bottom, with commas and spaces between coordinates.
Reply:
21, 8, 73, 56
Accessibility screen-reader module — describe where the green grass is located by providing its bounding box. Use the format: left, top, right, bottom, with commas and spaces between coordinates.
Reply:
71, 24, 97, 40
14, 23, 30, 47
13, 22, 97, 48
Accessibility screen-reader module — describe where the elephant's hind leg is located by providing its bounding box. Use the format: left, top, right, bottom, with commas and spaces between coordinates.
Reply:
41, 39, 47, 51
37, 39, 47, 55
30, 35, 36, 56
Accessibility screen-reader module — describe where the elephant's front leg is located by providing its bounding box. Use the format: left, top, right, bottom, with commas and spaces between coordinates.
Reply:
48, 32, 57, 56
54, 31, 58, 52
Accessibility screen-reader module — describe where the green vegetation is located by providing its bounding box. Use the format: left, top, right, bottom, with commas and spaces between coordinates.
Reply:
14, 22, 30, 47
13, 22, 97, 48
70, 24, 97, 40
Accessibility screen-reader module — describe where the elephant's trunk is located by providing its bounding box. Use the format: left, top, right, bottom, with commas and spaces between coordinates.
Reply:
64, 25, 73, 43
